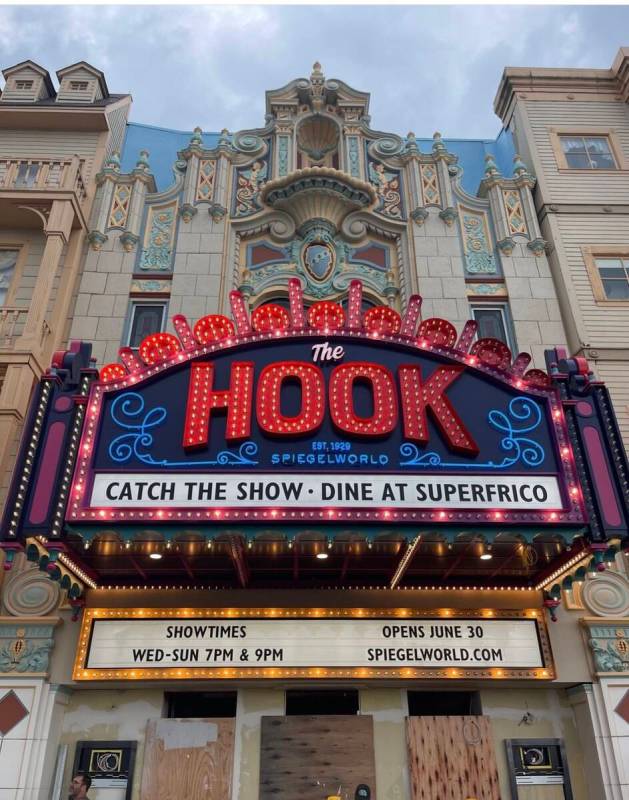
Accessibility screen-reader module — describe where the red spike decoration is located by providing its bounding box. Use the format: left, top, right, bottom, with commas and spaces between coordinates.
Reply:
100, 281, 550, 391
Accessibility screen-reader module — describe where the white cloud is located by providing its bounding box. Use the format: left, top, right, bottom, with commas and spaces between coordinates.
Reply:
0, 5, 626, 139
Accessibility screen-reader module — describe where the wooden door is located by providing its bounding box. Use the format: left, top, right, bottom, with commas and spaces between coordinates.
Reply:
407, 716, 501, 800
259, 715, 377, 800
140, 718, 235, 800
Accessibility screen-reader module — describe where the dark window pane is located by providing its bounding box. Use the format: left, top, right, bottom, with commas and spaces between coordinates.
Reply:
166, 691, 237, 718
598, 267, 625, 279
585, 137, 612, 155
564, 152, 590, 169
602, 280, 629, 300
408, 691, 481, 716
129, 305, 164, 348
286, 690, 359, 716
472, 308, 508, 343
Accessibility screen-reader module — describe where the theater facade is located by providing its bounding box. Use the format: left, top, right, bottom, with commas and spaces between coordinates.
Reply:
1, 62, 629, 800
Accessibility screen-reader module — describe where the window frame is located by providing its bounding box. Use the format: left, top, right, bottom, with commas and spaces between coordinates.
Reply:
124, 301, 168, 349
550, 127, 627, 172
14, 79, 34, 91
70, 80, 90, 92
0, 240, 28, 308
582, 246, 629, 305
469, 302, 517, 352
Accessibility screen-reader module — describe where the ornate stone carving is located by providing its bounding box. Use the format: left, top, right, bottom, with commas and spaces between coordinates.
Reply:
585, 623, 629, 674
368, 161, 403, 219
0, 620, 58, 674
582, 570, 629, 617
138, 201, 178, 271
260, 167, 375, 232
108, 183, 131, 229
3, 566, 60, 617
234, 160, 268, 217
459, 207, 496, 274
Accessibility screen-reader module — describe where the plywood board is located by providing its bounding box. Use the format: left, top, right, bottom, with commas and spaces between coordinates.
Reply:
260, 715, 376, 800
407, 716, 501, 800
140, 718, 235, 800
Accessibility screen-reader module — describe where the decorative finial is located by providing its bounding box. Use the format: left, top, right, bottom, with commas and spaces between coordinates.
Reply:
105, 150, 121, 171
312, 61, 323, 75
405, 132, 419, 154
512, 153, 528, 177
136, 149, 150, 171
190, 127, 203, 146
432, 131, 446, 153
218, 128, 230, 147
484, 153, 500, 177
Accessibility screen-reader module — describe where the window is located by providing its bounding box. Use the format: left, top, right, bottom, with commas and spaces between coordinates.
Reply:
127, 303, 166, 348
559, 135, 616, 170
471, 304, 514, 349
0, 250, 19, 306
15, 80, 33, 90
70, 81, 89, 91
285, 689, 359, 716
582, 247, 629, 303
594, 257, 629, 300
407, 691, 481, 716
166, 691, 237, 718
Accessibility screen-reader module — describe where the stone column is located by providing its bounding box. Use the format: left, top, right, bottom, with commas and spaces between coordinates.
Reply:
0, 554, 67, 800
579, 569, 629, 799
18, 200, 74, 350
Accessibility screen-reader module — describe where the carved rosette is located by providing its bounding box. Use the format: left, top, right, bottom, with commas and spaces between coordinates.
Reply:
3, 566, 61, 617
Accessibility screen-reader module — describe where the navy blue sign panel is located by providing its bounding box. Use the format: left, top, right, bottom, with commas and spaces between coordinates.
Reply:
68, 333, 584, 527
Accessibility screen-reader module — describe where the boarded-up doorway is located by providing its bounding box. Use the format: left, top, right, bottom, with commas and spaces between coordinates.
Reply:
260, 715, 377, 800
140, 718, 235, 800
407, 715, 501, 800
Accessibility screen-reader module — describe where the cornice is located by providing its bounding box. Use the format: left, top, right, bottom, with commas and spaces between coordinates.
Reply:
494, 66, 621, 123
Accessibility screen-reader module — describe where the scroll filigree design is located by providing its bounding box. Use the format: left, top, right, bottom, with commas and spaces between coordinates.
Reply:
234, 160, 268, 217
108, 392, 259, 467
368, 160, 402, 219
399, 396, 544, 469
139, 203, 177, 271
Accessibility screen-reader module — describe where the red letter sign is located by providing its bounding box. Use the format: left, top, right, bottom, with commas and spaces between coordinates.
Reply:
183, 361, 254, 448
257, 361, 325, 436
398, 365, 478, 454
329, 362, 398, 436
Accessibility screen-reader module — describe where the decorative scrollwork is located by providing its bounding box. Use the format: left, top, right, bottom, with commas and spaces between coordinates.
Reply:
108, 392, 259, 467
232, 131, 265, 155
399, 396, 545, 469
369, 136, 404, 158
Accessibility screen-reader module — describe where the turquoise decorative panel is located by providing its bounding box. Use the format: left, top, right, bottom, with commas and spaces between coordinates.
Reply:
0, 622, 56, 674
278, 136, 289, 178
139, 203, 177, 271
347, 136, 360, 178
459, 208, 497, 275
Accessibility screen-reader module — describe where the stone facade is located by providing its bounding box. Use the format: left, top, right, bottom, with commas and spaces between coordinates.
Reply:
1, 54, 629, 800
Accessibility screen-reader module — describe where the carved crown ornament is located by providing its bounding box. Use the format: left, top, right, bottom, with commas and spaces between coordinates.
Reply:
266, 62, 371, 123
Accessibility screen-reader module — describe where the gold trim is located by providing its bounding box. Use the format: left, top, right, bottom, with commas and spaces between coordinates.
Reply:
73, 607, 554, 682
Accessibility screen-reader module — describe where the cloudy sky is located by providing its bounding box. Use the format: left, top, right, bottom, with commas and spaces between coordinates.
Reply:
1, 4, 628, 138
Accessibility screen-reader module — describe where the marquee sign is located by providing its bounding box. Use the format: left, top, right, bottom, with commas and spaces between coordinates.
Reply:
67, 280, 585, 526
74, 608, 554, 681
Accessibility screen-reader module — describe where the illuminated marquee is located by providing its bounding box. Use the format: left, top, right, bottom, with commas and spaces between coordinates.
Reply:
67, 279, 585, 526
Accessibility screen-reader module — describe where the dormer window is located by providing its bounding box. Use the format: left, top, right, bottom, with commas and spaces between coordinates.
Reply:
70, 81, 89, 91
15, 80, 33, 90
